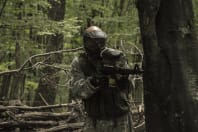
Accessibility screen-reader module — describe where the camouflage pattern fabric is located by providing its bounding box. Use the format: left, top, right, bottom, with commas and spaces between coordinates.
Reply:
69, 52, 130, 100
83, 114, 133, 132
69, 56, 100, 100
69, 51, 134, 132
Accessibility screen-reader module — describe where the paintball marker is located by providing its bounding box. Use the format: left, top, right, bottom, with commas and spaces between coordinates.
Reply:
100, 64, 143, 75
99, 47, 143, 76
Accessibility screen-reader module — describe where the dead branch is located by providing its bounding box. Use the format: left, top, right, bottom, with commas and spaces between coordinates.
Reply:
0, 47, 83, 76
134, 121, 145, 132
0, 103, 76, 112
16, 112, 72, 120
128, 42, 144, 57
0, 120, 58, 129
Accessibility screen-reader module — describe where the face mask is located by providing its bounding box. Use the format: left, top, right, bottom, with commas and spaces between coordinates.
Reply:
84, 38, 106, 58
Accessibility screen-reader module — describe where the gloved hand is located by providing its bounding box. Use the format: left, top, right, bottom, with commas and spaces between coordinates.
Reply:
89, 76, 100, 87
89, 75, 109, 88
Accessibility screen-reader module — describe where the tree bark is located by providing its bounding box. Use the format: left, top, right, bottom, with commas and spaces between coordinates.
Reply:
0, 74, 11, 101
137, 0, 198, 132
0, 120, 58, 129
9, 2, 26, 104
16, 112, 71, 120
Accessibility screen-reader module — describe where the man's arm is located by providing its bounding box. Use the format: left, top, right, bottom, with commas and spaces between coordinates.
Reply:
69, 57, 99, 100
116, 55, 137, 112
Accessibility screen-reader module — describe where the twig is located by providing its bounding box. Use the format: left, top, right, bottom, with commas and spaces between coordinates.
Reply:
39, 93, 55, 113
0, 120, 58, 128
128, 42, 143, 59
134, 121, 145, 131
39, 93, 50, 106
0, 47, 83, 76
5, 111, 19, 121
19, 47, 83, 71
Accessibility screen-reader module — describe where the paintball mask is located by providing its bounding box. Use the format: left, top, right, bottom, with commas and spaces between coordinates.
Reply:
83, 26, 107, 58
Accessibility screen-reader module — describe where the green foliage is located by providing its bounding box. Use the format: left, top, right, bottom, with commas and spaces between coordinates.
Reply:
0, 62, 13, 71
36, 18, 80, 37
193, 0, 198, 30
0, 0, 142, 104
6, 0, 198, 105
65, 0, 141, 57
25, 80, 38, 90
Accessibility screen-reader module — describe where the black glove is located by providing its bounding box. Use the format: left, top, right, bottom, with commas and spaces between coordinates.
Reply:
89, 76, 100, 87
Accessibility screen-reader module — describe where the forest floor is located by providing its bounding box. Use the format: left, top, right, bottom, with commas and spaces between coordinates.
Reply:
0, 102, 145, 132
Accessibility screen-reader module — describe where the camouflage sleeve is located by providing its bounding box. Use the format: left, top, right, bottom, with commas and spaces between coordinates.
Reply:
116, 54, 135, 101
69, 57, 99, 100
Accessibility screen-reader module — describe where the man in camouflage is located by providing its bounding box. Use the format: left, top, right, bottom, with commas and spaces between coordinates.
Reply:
70, 26, 134, 132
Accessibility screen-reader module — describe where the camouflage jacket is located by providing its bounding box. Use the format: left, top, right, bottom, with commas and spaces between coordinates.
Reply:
69, 48, 133, 118
69, 48, 134, 131
69, 48, 132, 98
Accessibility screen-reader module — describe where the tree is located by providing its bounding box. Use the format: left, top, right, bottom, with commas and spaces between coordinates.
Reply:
9, 1, 25, 104
137, 0, 198, 132
0, 1, 26, 105
33, 0, 66, 106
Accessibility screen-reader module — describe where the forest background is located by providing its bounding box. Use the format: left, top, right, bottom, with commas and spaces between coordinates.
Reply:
0, 0, 197, 106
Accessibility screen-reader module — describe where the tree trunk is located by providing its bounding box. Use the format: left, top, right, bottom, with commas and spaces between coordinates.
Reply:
8, 2, 26, 105
33, 0, 65, 106
137, 0, 198, 132
0, 74, 11, 101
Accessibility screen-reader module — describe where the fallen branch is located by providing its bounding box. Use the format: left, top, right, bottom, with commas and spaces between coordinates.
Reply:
0, 47, 83, 76
0, 103, 76, 112
16, 112, 72, 120
134, 121, 145, 132
0, 120, 58, 129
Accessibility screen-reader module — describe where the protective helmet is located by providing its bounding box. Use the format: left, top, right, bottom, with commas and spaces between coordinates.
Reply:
83, 26, 107, 58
